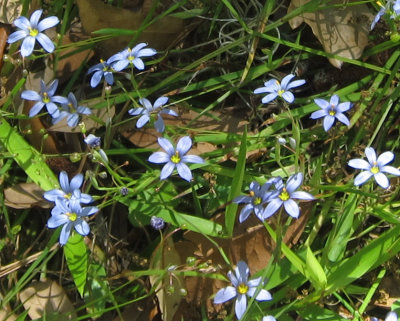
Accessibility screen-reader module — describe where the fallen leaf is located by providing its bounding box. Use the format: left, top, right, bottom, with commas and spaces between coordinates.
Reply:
287, 0, 373, 68
75, 0, 186, 56
0, 0, 38, 24
0, 303, 17, 321
19, 279, 77, 320
4, 182, 50, 209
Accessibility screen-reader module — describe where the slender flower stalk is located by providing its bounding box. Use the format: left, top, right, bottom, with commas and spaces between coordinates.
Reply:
214, 261, 272, 320
254, 74, 305, 104
348, 147, 400, 189
263, 173, 315, 219
21, 79, 68, 118
148, 136, 205, 182
7, 9, 59, 57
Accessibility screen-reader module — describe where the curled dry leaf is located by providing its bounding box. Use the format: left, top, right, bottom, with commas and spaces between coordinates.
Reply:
19, 279, 77, 321
4, 182, 51, 209
287, 0, 373, 68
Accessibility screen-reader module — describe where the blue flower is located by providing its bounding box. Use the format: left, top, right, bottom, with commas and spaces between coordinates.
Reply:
21, 79, 68, 118
371, 311, 398, 321
264, 173, 315, 219
254, 74, 305, 104
44, 171, 93, 204
214, 261, 272, 320
84, 134, 108, 163
151, 216, 165, 230
7, 9, 59, 57
108, 43, 157, 71
52, 92, 91, 127
310, 94, 352, 131
233, 179, 279, 223
128, 97, 178, 133
47, 198, 98, 245
263, 317, 276, 321
87, 59, 115, 88
348, 147, 400, 189
371, 0, 400, 30
148, 136, 205, 182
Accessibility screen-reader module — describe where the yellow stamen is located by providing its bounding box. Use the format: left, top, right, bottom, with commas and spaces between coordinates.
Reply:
43, 92, 50, 103
279, 188, 290, 201
253, 197, 262, 205
278, 89, 285, 97
29, 28, 39, 37
237, 283, 248, 295
67, 212, 77, 222
170, 151, 181, 164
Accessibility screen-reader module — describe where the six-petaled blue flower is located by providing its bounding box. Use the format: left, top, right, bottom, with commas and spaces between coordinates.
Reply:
148, 136, 205, 182
233, 179, 279, 223
348, 147, 400, 189
108, 43, 157, 71
87, 59, 115, 88
254, 74, 305, 104
21, 79, 68, 118
214, 261, 272, 320
47, 198, 98, 245
7, 9, 59, 57
44, 171, 93, 204
52, 92, 91, 127
371, 0, 400, 30
128, 97, 178, 133
310, 94, 352, 131
264, 173, 315, 219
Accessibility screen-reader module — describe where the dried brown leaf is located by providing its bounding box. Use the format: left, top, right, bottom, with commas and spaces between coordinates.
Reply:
20, 279, 77, 320
288, 0, 373, 68
4, 182, 50, 209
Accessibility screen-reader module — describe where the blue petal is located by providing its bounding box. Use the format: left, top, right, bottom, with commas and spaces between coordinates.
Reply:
286, 173, 303, 193
381, 165, 400, 176
158, 137, 175, 156
214, 286, 237, 304
177, 136, 192, 155
14, 16, 31, 30
29, 102, 45, 117
90, 70, 103, 87
112, 59, 129, 71
282, 91, 295, 103
374, 172, 389, 189
104, 72, 114, 85
354, 171, 373, 186
235, 294, 247, 320
131, 43, 148, 53
314, 98, 329, 110
70, 173, 83, 190
263, 198, 282, 219
280, 74, 295, 89
67, 113, 79, 127
148, 152, 169, 164
330, 94, 339, 106
21, 90, 41, 101
181, 155, 205, 164
128, 107, 145, 116
239, 204, 254, 223
47, 214, 68, 228
75, 220, 90, 236
335, 113, 350, 126
261, 93, 278, 104
80, 193, 94, 204
36, 33, 55, 53
160, 162, 175, 180
154, 96, 168, 109
337, 102, 352, 112
139, 98, 153, 111
37, 16, 59, 31
365, 147, 377, 165
310, 109, 328, 120
176, 162, 193, 181
20, 36, 36, 57
7, 30, 27, 43
137, 48, 157, 57
133, 58, 145, 70
377, 151, 394, 167
136, 115, 150, 128
154, 116, 165, 133
29, 10, 43, 27
59, 223, 73, 245
290, 191, 315, 200
285, 79, 306, 90
59, 171, 70, 192
323, 115, 335, 131
283, 199, 300, 218
348, 158, 371, 170
43, 189, 64, 202
236, 261, 249, 284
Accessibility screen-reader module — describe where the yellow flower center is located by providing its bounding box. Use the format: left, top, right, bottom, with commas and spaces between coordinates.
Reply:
128, 55, 135, 61
64, 193, 72, 200
279, 188, 290, 201
253, 197, 262, 205
170, 151, 181, 164
237, 283, 248, 295
29, 28, 39, 37
67, 212, 77, 222
43, 92, 50, 103
329, 107, 336, 116
278, 89, 285, 97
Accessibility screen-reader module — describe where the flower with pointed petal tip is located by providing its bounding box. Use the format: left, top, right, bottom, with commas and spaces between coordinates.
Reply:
214, 261, 272, 320
21, 79, 68, 118
348, 147, 400, 189
87, 59, 115, 88
108, 43, 157, 71
52, 92, 91, 127
44, 171, 93, 204
47, 198, 98, 245
310, 94, 352, 131
7, 9, 59, 57
254, 74, 305, 104
233, 178, 279, 223
264, 173, 315, 219
128, 96, 178, 133
148, 136, 205, 182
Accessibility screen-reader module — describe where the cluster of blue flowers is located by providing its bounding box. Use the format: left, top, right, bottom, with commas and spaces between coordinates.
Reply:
44, 171, 98, 245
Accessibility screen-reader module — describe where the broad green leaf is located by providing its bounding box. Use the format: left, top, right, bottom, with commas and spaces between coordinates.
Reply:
0, 117, 58, 191
84, 263, 108, 318
64, 234, 88, 297
305, 246, 327, 290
